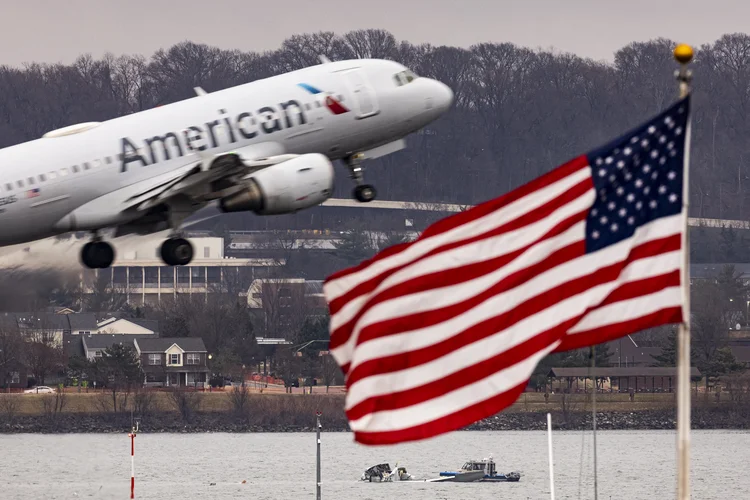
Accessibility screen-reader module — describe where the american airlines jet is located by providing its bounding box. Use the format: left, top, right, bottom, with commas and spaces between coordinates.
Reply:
0, 57, 453, 269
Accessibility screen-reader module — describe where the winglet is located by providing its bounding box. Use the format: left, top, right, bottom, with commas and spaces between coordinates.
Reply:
194, 87, 207, 96
318, 55, 331, 64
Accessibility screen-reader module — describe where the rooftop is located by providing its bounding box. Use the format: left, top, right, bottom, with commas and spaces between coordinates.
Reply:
135, 337, 207, 353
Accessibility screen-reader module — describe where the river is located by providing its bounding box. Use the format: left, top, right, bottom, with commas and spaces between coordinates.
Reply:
0, 430, 747, 499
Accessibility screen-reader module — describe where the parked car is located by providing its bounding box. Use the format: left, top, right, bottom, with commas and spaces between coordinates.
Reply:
24, 386, 56, 394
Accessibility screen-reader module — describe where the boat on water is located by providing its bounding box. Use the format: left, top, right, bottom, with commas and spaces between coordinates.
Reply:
361, 463, 413, 482
438, 456, 521, 483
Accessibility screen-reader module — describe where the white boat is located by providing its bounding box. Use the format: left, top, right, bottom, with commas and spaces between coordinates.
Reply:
437, 456, 521, 482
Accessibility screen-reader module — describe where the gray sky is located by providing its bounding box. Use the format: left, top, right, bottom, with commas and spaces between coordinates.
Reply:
0, 0, 744, 67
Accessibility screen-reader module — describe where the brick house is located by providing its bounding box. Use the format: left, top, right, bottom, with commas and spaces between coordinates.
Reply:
134, 337, 210, 387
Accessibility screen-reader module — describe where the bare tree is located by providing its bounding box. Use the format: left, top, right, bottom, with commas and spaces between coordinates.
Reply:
41, 390, 67, 426
132, 386, 156, 421
320, 353, 341, 393
228, 385, 251, 421
168, 387, 202, 423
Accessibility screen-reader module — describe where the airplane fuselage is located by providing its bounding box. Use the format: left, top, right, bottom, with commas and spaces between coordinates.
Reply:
0, 58, 452, 248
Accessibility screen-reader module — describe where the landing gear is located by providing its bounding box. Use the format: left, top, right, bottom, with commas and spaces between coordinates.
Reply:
80, 240, 115, 269
354, 184, 377, 203
346, 153, 377, 203
160, 237, 194, 266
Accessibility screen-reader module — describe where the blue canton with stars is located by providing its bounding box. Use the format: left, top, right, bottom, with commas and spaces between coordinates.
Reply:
584, 96, 690, 253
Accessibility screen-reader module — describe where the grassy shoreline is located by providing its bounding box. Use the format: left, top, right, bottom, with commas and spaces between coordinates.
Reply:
2, 391, 748, 434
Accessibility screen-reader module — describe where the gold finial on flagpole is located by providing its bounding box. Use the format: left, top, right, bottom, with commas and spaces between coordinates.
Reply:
673, 44, 694, 64
674, 44, 694, 98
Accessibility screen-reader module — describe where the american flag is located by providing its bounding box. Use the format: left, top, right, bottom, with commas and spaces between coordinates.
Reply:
324, 96, 690, 445
25, 188, 40, 198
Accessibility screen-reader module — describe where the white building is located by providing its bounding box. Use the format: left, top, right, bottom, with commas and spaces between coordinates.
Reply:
83, 237, 282, 306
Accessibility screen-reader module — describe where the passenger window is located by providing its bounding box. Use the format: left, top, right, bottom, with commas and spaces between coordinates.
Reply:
48, 171, 57, 179
27, 177, 34, 185
72, 165, 79, 173
105, 156, 111, 164
83, 163, 90, 170
60, 167, 68, 176
39, 174, 46, 182
16, 180, 23, 188
4, 183, 11, 191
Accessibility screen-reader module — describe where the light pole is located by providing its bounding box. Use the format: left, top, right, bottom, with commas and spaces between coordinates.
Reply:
207, 354, 213, 391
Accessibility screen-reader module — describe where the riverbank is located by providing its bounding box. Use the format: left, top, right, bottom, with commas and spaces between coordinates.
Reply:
3, 403, 750, 434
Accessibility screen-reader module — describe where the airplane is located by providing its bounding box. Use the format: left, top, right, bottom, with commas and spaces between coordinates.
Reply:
0, 57, 453, 269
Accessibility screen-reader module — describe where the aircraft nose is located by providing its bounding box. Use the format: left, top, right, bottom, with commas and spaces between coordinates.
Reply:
429, 79, 454, 112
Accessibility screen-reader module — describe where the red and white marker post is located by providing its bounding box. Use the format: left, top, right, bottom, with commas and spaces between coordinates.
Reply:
128, 421, 139, 499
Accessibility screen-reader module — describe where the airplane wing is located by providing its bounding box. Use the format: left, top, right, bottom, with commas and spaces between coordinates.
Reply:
126, 142, 297, 210
67, 141, 303, 237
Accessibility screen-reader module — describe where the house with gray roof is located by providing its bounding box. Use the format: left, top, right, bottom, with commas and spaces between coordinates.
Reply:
67, 313, 98, 335
134, 337, 209, 387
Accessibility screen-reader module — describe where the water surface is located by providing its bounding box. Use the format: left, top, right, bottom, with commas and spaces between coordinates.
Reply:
0, 430, 747, 499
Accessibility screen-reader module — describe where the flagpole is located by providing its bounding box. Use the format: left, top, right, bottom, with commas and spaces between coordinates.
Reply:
590, 346, 598, 500
673, 43, 693, 500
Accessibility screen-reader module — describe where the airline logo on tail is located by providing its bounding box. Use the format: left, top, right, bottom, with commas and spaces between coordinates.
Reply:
297, 83, 349, 115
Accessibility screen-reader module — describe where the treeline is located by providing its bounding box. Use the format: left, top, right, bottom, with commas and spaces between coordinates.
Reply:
0, 30, 749, 220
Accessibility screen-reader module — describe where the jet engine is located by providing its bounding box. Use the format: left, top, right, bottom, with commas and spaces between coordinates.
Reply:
219, 153, 334, 215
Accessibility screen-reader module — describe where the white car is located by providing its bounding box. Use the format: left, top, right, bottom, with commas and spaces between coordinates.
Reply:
24, 386, 56, 394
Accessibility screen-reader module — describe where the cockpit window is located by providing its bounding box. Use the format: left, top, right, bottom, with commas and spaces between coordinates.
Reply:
393, 69, 418, 87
